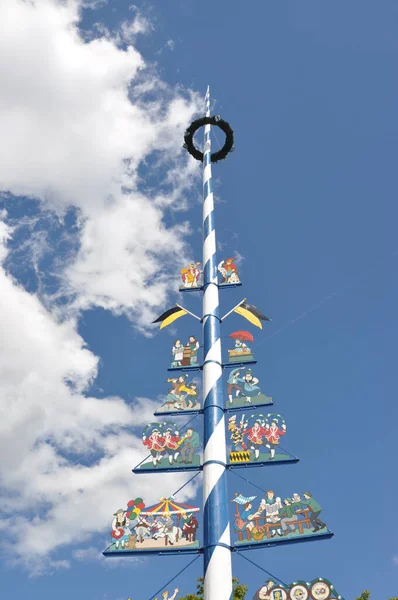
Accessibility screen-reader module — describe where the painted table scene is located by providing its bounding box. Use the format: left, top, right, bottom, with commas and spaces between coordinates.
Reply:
227, 330, 255, 364
180, 262, 202, 289
227, 413, 296, 466
253, 578, 344, 600
226, 367, 272, 409
170, 336, 200, 369
218, 257, 240, 285
232, 490, 330, 547
155, 375, 201, 414
107, 497, 200, 553
135, 422, 201, 471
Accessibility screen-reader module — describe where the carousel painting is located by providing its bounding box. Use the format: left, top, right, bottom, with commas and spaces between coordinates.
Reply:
155, 375, 201, 414
218, 257, 240, 285
227, 331, 255, 364
170, 336, 201, 370
227, 413, 297, 466
180, 262, 202, 290
232, 491, 332, 548
105, 497, 200, 554
226, 367, 272, 409
134, 422, 201, 472
253, 578, 344, 600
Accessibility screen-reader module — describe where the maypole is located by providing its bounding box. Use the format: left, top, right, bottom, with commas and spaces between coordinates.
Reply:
103, 87, 345, 600
201, 86, 232, 600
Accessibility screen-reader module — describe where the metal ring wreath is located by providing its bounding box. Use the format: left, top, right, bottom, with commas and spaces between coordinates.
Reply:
183, 116, 234, 163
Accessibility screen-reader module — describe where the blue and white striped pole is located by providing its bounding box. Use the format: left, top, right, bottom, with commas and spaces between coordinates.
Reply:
202, 86, 232, 600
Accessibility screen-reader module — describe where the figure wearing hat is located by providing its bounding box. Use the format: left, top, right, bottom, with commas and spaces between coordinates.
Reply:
235, 368, 262, 403
246, 419, 269, 460
264, 417, 286, 460
162, 428, 181, 465
142, 428, 166, 468
302, 492, 327, 532
253, 580, 276, 600
278, 498, 299, 536
228, 414, 248, 451
111, 508, 131, 550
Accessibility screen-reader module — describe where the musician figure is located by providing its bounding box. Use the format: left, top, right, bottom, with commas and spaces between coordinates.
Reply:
178, 427, 200, 464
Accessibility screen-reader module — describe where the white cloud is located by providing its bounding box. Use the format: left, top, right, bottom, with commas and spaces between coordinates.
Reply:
393, 555, 398, 566
0, 0, 204, 574
0, 0, 202, 329
0, 227, 199, 570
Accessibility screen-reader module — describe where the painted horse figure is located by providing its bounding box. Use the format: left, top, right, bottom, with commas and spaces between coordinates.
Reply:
153, 523, 182, 545
183, 515, 199, 542
133, 517, 151, 544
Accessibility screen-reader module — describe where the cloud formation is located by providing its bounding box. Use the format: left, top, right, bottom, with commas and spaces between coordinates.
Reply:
0, 0, 202, 572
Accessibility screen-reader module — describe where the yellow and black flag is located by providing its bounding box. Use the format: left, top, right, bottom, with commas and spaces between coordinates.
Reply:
234, 301, 271, 330
152, 305, 188, 330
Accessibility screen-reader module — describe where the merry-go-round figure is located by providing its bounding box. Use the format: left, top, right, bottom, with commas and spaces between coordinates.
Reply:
227, 330, 254, 363
218, 257, 240, 285
110, 497, 200, 551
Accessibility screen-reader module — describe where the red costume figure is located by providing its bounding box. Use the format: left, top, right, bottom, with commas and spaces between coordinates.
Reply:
246, 421, 269, 461
162, 428, 181, 465
264, 423, 285, 445
264, 420, 286, 460
143, 430, 166, 467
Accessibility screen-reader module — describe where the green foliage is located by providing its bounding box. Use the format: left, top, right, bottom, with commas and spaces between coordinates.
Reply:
356, 592, 370, 600
179, 577, 247, 600
356, 592, 398, 600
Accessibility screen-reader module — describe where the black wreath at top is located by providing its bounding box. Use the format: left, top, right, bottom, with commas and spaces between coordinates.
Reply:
183, 116, 234, 163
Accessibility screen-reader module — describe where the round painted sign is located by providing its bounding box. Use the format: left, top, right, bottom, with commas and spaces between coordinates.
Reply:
289, 585, 309, 600
310, 582, 332, 600
270, 587, 288, 600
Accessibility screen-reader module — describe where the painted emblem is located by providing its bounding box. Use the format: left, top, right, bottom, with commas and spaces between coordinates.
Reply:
289, 585, 309, 600
218, 257, 240, 285
136, 422, 201, 471
108, 497, 200, 552
232, 491, 328, 546
271, 589, 288, 600
310, 581, 332, 600
228, 413, 293, 465
227, 331, 254, 363
156, 375, 201, 413
226, 367, 272, 408
180, 262, 201, 289
171, 337, 200, 368
254, 579, 342, 600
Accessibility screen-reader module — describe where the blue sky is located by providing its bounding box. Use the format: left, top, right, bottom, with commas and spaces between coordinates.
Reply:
0, 1, 397, 599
